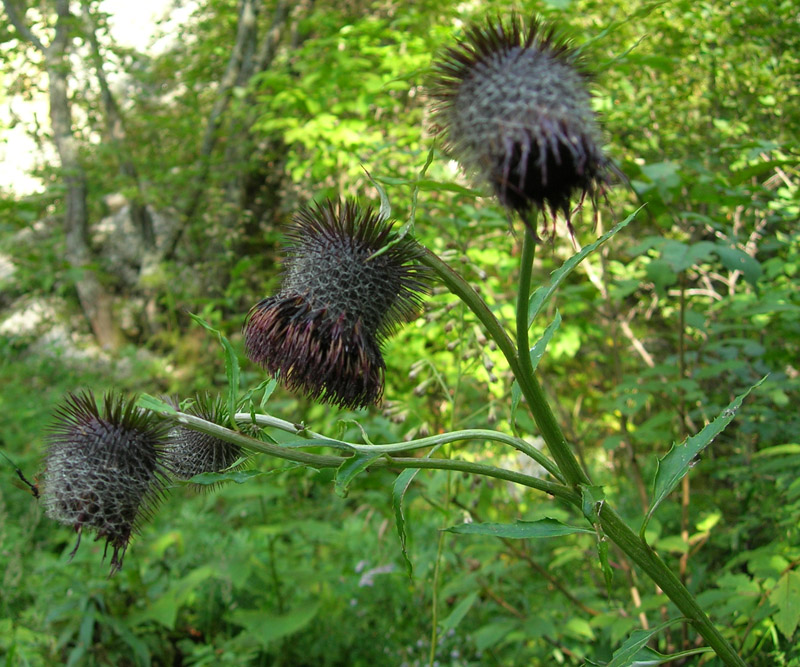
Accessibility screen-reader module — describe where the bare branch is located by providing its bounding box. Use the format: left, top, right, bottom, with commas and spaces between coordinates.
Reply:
2, 0, 46, 51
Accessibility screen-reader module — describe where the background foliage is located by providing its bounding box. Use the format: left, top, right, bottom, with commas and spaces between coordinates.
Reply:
1, 0, 798, 664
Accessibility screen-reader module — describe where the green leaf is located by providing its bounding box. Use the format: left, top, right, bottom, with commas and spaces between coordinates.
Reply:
580, 486, 612, 593
472, 619, 519, 651
642, 377, 766, 535
440, 590, 479, 634
581, 485, 606, 523
392, 467, 420, 578
334, 452, 381, 498
598, 536, 613, 594
137, 393, 177, 415
645, 258, 678, 293
187, 469, 267, 486
715, 244, 762, 286
131, 567, 216, 629
770, 570, 800, 638
528, 208, 641, 326
606, 618, 686, 667
660, 240, 716, 272
228, 603, 321, 648
363, 167, 391, 220
188, 313, 240, 428
529, 311, 561, 371
445, 517, 594, 539
627, 646, 713, 665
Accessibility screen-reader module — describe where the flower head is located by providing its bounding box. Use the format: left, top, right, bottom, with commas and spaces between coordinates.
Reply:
164, 394, 244, 482
41, 390, 169, 574
244, 199, 430, 409
429, 14, 610, 236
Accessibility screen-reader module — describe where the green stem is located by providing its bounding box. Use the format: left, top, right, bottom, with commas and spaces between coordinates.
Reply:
160, 409, 574, 502
599, 506, 746, 666
419, 237, 587, 486
514, 224, 590, 486
419, 235, 745, 666
235, 412, 564, 482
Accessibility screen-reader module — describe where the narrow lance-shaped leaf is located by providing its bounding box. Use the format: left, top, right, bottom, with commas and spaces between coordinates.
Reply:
188, 312, 240, 429
334, 452, 382, 498
511, 311, 561, 423
528, 208, 641, 326
606, 618, 687, 667
393, 467, 420, 578
642, 377, 766, 536
445, 517, 594, 539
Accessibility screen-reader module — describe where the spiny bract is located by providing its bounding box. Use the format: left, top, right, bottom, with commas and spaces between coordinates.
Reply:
164, 393, 244, 482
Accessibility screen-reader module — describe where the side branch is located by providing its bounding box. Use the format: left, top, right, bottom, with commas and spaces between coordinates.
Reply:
2, 0, 46, 51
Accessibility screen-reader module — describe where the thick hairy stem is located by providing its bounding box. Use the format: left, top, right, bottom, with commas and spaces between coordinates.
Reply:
600, 507, 746, 666
419, 234, 744, 665
514, 224, 590, 486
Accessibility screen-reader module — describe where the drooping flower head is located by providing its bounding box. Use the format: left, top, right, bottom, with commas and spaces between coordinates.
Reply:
244, 199, 430, 409
428, 14, 610, 237
41, 390, 170, 574
164, 393, 244, 483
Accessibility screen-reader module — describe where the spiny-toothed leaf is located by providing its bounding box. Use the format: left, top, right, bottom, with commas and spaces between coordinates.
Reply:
528, 208, 641, 326
642, 377, 766, 536
334, 452, 381, 498
606, 618, 687, 667
393, 467, 420, 578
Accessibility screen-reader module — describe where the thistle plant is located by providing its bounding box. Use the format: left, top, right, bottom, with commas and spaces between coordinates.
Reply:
27, 12, 754, 667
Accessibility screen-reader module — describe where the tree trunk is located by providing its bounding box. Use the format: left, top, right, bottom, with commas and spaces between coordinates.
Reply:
4, 0, 123, 350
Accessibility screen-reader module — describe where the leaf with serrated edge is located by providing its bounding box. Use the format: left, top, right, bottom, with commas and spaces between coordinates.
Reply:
445, 518, 593, 539
529, 311, 561, 370
393, 467, 419, 577
642, 377, 766, 535
528, 208, 641, 327
334, 452, 381, 498
606, 618, 685, 667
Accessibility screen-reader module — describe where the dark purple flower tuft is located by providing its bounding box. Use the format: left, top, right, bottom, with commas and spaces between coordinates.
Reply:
244, 199, 430, 409
41, 390, 170, 574
428, 14, 611, 237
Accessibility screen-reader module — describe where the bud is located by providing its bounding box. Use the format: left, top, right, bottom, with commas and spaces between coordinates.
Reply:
41, 391, 169, 573
428, 14, 610, 237
164, 394, 243, 482
244, 199, 430, 409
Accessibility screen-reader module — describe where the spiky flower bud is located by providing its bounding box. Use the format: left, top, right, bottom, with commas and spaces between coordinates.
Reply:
428, 14, 610, 236
41, 391, 169, 573
164, 394, 244, 482
244, 199, 430, 410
